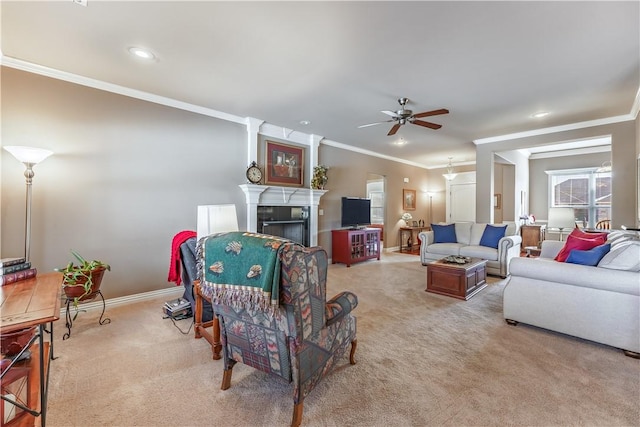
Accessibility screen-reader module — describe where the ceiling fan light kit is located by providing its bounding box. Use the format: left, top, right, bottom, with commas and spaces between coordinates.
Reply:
358, 97, 449, 136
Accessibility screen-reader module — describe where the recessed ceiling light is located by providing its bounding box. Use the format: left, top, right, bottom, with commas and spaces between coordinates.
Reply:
531, 111, 549, 118
299, 120, 311, 125
128, 47, 156, 60
393, 138, 408, 146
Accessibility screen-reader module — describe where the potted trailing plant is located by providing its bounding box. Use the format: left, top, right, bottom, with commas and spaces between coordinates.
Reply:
311, 165, 329, 190
56, 250, 110, 309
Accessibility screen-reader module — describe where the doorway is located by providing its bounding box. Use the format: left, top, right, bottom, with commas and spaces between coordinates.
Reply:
446, 172, 476, 222
366, 173, 386, 243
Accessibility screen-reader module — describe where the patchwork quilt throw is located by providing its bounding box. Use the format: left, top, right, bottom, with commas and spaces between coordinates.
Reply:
197, 231, 290, 315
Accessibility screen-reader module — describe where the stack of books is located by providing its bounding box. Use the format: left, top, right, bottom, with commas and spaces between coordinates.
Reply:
163, 297, 191, 319
1, 257, 37, 286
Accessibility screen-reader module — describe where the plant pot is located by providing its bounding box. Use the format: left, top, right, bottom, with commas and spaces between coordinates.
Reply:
63, 267, 106, 301
0, 327, 36, 357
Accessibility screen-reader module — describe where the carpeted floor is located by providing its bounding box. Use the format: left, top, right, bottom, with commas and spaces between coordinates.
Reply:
46, 252, 639, 426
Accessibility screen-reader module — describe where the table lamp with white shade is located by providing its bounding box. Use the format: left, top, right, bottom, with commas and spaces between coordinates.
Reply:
547, 207, 576, 241
196, 204, 239, 242
3, 146, 53, 262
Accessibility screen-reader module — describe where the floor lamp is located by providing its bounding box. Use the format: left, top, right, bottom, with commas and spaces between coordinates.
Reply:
428, 193, 434, 225
3, 146, 53, 262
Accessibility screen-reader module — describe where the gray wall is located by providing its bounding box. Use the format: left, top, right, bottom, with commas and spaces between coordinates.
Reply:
5, 66, 634, 301
477, 120, 637, 228
316, 144, 434, 251
1, 67, 438, 299
529, 152, 611, 222
1, 67, 246, 299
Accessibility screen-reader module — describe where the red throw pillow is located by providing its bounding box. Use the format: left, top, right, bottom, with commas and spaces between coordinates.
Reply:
555, 234, 607, 262
568, 228, 608, 241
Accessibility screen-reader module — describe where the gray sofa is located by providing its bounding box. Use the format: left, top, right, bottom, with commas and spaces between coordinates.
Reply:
504, 236, 640, 357
419, 222, 521, 278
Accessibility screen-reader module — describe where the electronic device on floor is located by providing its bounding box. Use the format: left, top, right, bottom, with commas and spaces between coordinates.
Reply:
163, 297, 192, 319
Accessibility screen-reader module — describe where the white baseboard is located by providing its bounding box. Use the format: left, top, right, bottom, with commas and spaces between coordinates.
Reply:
60, 286, 184, 315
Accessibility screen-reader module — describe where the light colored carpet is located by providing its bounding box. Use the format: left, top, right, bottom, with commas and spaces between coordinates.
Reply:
46, 252, 639, 426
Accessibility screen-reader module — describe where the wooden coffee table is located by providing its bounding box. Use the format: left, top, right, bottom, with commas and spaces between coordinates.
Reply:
426, 257, 487, 300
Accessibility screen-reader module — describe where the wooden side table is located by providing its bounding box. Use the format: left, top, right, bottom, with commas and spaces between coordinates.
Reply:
520, 225, 545, 250
398, 226, 429, 254
1, 272, 62, 427
524, 246, 541, 257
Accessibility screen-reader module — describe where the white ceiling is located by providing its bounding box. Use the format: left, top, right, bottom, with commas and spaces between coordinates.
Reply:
1, 1, 638, 168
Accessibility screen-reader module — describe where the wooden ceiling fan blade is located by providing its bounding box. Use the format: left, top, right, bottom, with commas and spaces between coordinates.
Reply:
387, 123, 401, 136
413, 120, 442, 130
358, 119, 393, 129
413, 108, 449, 118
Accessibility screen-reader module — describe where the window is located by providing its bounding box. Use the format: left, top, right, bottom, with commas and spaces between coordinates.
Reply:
368, 191, 384, 224
366, 174, 385, 225
548, 168, 611, 229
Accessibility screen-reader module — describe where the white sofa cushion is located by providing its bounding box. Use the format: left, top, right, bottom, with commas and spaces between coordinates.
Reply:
470, 223, 486, 245
460, 245, 498, 261
607, 230, 640, 248
597, 241, 640, 272
426, 242, 466, 256
503, 222, 517, 237
454, 222, 473, 245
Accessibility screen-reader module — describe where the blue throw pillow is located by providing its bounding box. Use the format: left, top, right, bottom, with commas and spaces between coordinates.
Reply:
566, 243, 611, 266
479, 224, 507, 249
431, 223, 457, 243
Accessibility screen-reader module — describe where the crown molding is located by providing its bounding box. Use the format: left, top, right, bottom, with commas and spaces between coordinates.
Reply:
529, 145, 611, 160
473, 112, 634, 145
1, 54, 434, 169
631, 86, 640, 119
0, 54, 246, 125
320, 138, 430, 169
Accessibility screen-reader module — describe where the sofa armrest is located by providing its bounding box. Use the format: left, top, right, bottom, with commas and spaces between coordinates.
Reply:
419, 231, 434, 246
419, 231, 435, 265
325, 291, 358, 327
540, 240, 564, 259
497, 234, 522, 277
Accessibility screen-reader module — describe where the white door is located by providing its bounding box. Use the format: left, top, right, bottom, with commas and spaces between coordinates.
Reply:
446, 172, 476, 223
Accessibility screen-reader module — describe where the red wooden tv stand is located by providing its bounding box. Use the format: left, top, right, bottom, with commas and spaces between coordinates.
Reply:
331, 228, 381, 267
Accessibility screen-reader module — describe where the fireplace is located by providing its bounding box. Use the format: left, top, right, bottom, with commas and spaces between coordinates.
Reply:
257, 206, 309, 246
239, 184, 327, 247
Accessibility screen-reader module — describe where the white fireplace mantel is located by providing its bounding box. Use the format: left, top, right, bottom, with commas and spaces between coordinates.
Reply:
239, 184, 327, 246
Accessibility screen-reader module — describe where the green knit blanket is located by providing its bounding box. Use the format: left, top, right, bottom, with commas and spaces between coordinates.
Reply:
199, 231, 290, 314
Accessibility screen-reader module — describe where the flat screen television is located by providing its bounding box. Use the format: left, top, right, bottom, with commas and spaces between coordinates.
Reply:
341, 197, 371, 228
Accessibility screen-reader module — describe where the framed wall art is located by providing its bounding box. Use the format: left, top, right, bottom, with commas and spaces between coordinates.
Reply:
265, 140, 304, 187
403, 189, 416, 211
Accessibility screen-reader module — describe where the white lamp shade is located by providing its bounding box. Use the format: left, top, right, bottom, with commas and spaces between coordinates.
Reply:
197, 204, 239, 241
548, 207, 576, 230
4, 146, 53, 164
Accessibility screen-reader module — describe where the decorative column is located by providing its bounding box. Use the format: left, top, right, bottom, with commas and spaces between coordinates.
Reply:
239, 184, 267, 232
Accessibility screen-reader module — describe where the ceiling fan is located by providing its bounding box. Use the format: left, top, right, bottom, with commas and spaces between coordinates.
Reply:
358, 97, 449, 136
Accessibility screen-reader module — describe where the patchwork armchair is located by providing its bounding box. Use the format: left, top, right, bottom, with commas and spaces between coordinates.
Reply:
196, 232, 358, 426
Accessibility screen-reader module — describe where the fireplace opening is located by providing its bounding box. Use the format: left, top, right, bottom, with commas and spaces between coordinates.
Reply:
257, 206, 310, 246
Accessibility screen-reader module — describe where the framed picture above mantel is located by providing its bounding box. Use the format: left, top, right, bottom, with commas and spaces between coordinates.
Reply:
265, 140, 304, 187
